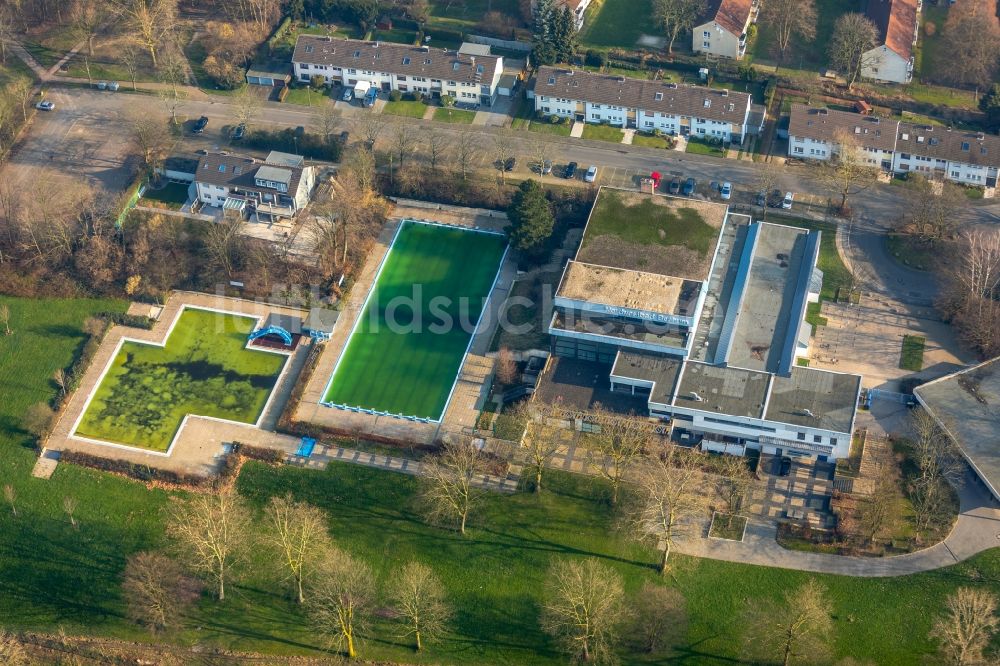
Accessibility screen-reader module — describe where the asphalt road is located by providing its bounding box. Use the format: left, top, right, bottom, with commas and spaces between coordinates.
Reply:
12, 86, 1000, 236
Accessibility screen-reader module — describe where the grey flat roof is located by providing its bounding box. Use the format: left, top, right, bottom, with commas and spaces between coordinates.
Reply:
728, 223, 817, 373
304, 308, 339, 333
265, 151, 305, 168
916, 358, 1000, 500
611, 350, 683, 404
675, 362, 770, 419
256, 165, 292, 184
765, 366, 860, 434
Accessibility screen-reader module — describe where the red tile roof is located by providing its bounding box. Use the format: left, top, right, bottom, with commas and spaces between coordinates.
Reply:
865, 0, 919, 61
702, 0, 755, 37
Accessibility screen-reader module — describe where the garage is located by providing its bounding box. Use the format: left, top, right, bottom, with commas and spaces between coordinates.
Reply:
246, 68, 291, 88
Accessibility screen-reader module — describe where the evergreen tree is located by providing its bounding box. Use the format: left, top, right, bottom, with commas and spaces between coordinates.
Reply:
532, 0, 558, 65
981, 84, 1000, 130
507, 180, 554, 256
552, 6, 578, 63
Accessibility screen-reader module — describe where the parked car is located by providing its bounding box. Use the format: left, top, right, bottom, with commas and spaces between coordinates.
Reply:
564, 161, 578, 179
231, 123, 246, 140
584, 165, 598, 183
778, 456, 792, 477
709, 181, 719, 195
339, 130, 350, 144
341, 88, 353, 102
35, 101, 55, 111
192, 116, 209, 133
755, 190, 767, 207
782, 191, 794, 209
720, 182, 732, 200
681, 177, 696, 196
504, 156, 516, 172
541, 160, 553, 175
668, 178, 681, 195
767, 189, 784, 208
363, 87, 378, 107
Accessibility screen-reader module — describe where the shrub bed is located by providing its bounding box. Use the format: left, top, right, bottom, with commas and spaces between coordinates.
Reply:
243, 127, 341, 161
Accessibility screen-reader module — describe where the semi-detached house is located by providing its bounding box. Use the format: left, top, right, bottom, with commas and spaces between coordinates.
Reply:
788, 104, 1000, 188
861, 0, 920, 84
291, 35, 504, 106
533, 66, 754, 143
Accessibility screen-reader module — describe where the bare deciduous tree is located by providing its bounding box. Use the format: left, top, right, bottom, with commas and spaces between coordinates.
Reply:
391, 561, 452, 651
419, 438, 485, 534
512, 400, 564, 493
2, 484, 14, 518
111, 0, 179, 68
828, 13, 879, 89
717, 454, 756, 519
0, 303, 11, 335
129, 111, 175, 176
62, 496, 78, 528
308, 549, 377, 659
907, 410, 963, 534
232, 84, 262, 128
744, 578, 834, 666
8, 77, 34, 123
71, 0, 104, 57
941, 0, 1000, 97
455, 130, 478, 182
52, 368, 67, 397
761, 0, 817, 63
204, 209, 247, 277
941, 228, 1000, 356
584, 406, 653, 504
265, 494, 333, 604
540, 558, 627, 665
495, 346, 518, 385
389, 119, 417, 168
165, 489, 251, 600
819, 128, 880, 213
628, 582, 687, 654
492, 129, 515, 186
122, 551, 203, 632
859, 453, 898, 546
628, 444, 706, 574
895, 174, 965, 243
119, 42, 142, 91
425, 128, 446, 171
931, 587, 999, 666
314, 102, 340, 144
653, 0, 707, 54
359, 111, 386, 150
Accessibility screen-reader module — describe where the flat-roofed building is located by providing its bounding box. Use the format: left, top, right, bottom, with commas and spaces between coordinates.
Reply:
538, 186, 861, 461
915, 358, 1000, 501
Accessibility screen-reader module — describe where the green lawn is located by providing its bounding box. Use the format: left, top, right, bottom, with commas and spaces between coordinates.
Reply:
139, 182, 190, 210
685, 137, 726, 157
433, 107, 476, 124
323, 222, 507, 420
631, 132, 674, 149
383, 99, 429, 118
583, 189, 718, 256
886, 234, 936, 271
283, 86, 325, 106
900, 335, 926, 372
527, 120, 572, 136
75, 308, 287, 451
2, 300, 1000, 663
580, 0, 654, 50
581, 123, 624, 143
709, 513, 747, 540
916, 5, 949, 81
753, 0, 856, 68
773, 218, 850, 302
372, 28, 418, 45
426, 0, 521, 31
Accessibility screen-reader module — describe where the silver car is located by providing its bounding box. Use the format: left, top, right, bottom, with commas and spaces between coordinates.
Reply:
584, 165, 598, 183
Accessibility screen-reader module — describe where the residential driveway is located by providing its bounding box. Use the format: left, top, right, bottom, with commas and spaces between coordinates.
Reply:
473, 95, 513, 126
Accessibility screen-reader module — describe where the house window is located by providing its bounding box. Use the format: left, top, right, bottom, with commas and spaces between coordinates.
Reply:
962, 142, 970, 151
831, 438, 838, 446
353, 50, 360, 58
952, 170, 960, 177
655, 92, 663, 101
703, 41, 710, 48
796, 432, 806, 441
703, 31, 710, 38
218, 165, 226, 172
453, 62, 460, 70
402, 57, 410, 65
813, 435, 822, 443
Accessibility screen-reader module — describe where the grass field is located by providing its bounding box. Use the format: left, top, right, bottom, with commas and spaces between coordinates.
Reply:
75, 308, 286, 450
580, 0, 654, 49
323, 222, 506, 420
900, 335, 926, 372
139, 182, 190, 209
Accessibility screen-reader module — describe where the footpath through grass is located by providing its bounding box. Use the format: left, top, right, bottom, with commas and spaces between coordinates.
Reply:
323, 222, 506, 419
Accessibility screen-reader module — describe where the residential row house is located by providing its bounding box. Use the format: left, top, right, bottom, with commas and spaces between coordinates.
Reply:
788, 104, 1000, 188
532, 66, 755, 143
291, 35, 505, 106
193, 151, 317, 222
861, 0, 920, 84
692, 0, 760, 61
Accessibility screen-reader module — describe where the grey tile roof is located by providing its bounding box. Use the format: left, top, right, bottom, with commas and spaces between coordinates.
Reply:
536, 66, 751, 126
194, 153, 304, 197
788, 104, 898, 151
293, 35, 502, 86
895, 124, 1000, 167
